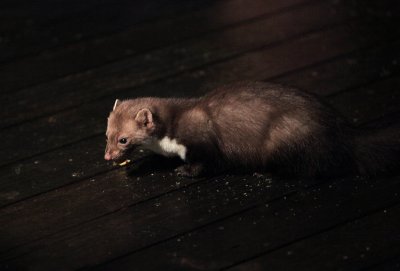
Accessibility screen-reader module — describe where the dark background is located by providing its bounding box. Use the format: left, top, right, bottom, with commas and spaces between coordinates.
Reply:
0, 0, 399, 270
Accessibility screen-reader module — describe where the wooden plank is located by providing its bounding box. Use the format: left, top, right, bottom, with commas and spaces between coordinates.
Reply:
1, 21, 398, 166
0, 155, 204, 253
363, 257, 400, 271
0, 66, 397, 268
89, 176, 400, 271
328, 76, 400, 124
0, 0, 364, 128
0, 0, 210, 63
0, 0, 123, 26
3, 173, 399, 270
0, 175, 302, 269
0, 0, 121, 8
227, 203, 400, 271
272, 41, 400, 97
0, 0, 311, 93
0, 0, 114, 35
0, 38, 399, 209
0, 2, 397, 270
0, 10, 396, 258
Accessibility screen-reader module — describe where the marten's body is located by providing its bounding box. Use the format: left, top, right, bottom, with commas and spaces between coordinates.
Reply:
105, 82, 399, 178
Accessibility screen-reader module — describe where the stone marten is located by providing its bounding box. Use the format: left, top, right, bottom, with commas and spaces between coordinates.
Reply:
105, 82, 400, 178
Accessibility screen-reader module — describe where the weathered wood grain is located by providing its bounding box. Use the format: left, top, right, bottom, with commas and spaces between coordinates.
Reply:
0, 0, 311, 93
363, 257, 400, 271
0, 38, 399, 209
1, 21, 398, 166
0, 0, 363, 128
328, 76, 400, 124
0, 60, 397, 269
272, 41, 400, 97
0, 175, 301, 270
1, 2, 399, 270
91, 177, 400, 271
227, 200, 400, 271
0, 0, 210, 63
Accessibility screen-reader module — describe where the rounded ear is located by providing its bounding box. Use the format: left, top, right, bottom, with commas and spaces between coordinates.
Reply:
113, 99, 121, 111
135, 108, 153, 128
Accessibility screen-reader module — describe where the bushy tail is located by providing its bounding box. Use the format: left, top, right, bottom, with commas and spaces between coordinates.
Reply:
353, 125, 400, 176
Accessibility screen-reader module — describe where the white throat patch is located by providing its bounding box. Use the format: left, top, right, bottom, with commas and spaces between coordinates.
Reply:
145, 136, 187, 160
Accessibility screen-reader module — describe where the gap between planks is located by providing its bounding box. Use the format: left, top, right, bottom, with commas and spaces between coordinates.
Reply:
0, 0, 315, 95
0, 36, 398, 210
0, 0, 358, 128
0, 0, 223, 65
0, 37, 399, 209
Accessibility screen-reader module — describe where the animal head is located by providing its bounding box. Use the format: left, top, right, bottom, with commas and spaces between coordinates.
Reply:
104, 99, 156, 161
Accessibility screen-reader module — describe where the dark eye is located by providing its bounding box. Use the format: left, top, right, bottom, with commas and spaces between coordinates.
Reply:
119, 138, 128, 144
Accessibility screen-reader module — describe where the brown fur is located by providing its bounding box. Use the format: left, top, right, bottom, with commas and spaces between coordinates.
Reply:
105, 81, 400, 178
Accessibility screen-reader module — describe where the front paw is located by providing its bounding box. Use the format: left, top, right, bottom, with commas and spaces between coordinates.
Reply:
175, 164, 203, 178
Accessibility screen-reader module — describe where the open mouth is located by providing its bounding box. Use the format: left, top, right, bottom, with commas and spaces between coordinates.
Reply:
112, 145, 138, 165
113, 154, 132, 167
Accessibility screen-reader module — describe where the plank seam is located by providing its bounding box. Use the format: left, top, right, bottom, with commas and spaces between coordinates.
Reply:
0, 18, 366, 131
1, 108, 398, 258
221, 201, 400, 270
0, 39, 398, 209
0, 0, 230, 65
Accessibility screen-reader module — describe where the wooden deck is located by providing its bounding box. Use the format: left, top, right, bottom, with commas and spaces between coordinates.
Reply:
1, 0, 400, 270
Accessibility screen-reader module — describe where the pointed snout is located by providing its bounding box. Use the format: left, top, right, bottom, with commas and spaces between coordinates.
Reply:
104, 152, 112, 161
104, 143, 116, 161
104, 149, 121, 161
